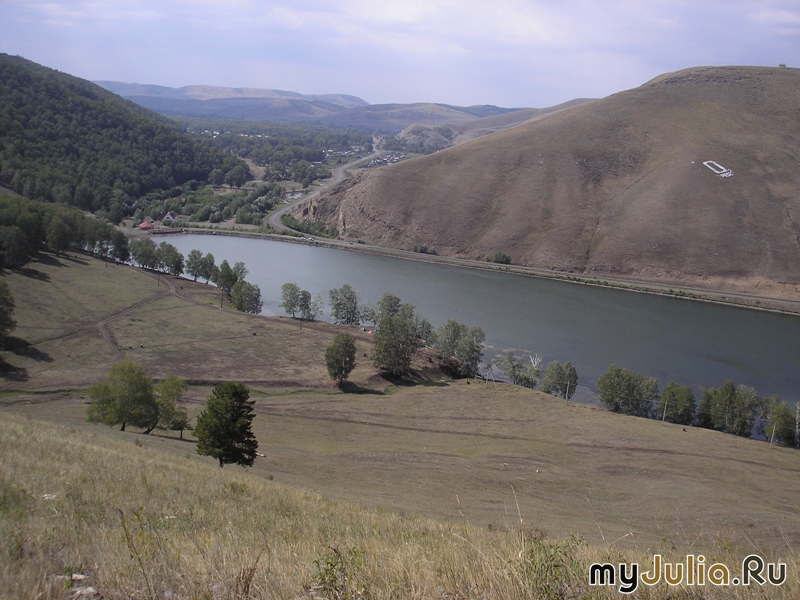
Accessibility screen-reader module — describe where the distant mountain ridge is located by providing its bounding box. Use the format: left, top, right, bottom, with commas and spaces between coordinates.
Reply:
299, 66, 800, 295
94, 81, 369, 107
94, 81, 536, 132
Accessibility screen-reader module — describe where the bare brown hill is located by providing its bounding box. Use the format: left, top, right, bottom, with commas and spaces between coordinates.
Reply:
396, 98, 594, 150
301, 66, 800, 294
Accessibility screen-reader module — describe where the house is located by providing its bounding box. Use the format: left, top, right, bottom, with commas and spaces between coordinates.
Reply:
138, 219, 154, 230
162, 212, 177, 225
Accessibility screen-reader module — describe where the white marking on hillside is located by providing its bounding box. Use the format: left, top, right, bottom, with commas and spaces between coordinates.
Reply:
703, 160, 733, 178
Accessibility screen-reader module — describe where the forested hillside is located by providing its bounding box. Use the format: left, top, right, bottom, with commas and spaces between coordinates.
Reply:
0, 55, 246, 220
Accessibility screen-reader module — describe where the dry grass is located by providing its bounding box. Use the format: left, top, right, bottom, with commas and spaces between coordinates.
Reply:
2, 253, 799, 598
0, 253, 382, 392
1, 412, 797, 600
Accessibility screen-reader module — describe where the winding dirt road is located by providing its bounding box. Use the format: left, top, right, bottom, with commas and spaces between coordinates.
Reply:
267, 149, 382, 232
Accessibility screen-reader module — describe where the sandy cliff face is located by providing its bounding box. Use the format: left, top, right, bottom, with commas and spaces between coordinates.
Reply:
301, 67, 800, 290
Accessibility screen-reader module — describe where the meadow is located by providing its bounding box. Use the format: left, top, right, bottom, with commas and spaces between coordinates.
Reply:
0, 252, 798, 598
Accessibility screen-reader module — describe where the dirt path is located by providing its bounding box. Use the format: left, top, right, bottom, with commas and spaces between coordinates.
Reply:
267, 149, 382, 232
17, 268, 176, 362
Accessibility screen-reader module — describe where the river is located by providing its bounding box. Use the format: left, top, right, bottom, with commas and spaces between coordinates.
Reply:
156, 233, 800, 404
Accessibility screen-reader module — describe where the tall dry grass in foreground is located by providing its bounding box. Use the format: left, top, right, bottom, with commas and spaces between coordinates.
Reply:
0, 412, 796, 599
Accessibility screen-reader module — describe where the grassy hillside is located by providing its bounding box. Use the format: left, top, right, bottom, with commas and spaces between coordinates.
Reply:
396, 99, 594, 151
304, 66, 800, 297
1, 252, 799, 565
0, 55, 245, 215
1, 411, 797, 599
0, 252, 380, 392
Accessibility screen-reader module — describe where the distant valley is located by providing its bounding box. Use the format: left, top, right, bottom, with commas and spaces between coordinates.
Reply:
95, 80, 591, 135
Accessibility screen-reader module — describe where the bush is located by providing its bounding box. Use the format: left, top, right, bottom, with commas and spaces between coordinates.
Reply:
486, 251, 511, 264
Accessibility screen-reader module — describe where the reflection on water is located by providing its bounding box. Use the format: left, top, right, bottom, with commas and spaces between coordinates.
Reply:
157, 234, 800, 404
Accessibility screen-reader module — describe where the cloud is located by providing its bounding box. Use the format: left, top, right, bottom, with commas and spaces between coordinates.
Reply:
1, 0, 799, 106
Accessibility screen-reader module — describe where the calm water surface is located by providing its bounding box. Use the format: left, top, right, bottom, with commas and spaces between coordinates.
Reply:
158, 234, 800, 404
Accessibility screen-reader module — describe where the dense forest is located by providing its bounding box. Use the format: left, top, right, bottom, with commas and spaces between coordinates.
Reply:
0, 195, 129, 269
0, 55, 247, 221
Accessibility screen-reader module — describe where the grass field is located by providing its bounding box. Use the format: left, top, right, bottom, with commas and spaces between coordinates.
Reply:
1, 252, 799, 598
1, 412, 797, 599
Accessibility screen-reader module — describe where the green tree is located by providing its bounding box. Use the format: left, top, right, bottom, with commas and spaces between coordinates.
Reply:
329, 284, 361, 325
695, 389, 715, 429
86, 360, 158, 432
654, 381, 696, 424
214, 259, 237, 293
703, 380, 761, 437
232, 261, 248, 282
0, 226, 30, 269
376, 292, 401, 319
453, 326, 485, 378
372, 314, 417, 377
325, 333, 357, 386
198, 252, 216, 283
148, 373, 189, 435
766, 400, 798, 447
185, 249, 203, 281
157, 241, 184, 276
231, 281, 263, 314
224, 165, 250, 188
281, 282, 302, 318
45, 219, 72, 255
0, 279, 16, 340
596, 365, 658, 418
434, 320, 466, 359
492, 350, 540, 388
298, 290, 323, 322
433, 320, 485, 378
130, 237, 158, 270
110, 229, 130, 263
208, 168, 225, 186
167, 406, 191, 439
541, 361, 578, 400
195, 382, 258, 468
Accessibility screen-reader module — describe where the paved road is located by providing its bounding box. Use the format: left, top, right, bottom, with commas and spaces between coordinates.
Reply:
267, 150, 382, 232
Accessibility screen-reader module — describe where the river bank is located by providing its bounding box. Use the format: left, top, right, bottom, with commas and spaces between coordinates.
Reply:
151, 225, 800, 317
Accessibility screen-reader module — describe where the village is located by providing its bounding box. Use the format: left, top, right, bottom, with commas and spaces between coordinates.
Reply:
364, 151, 409, 168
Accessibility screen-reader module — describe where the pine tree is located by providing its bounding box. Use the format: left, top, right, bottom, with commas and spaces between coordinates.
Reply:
195, 383, 258, 468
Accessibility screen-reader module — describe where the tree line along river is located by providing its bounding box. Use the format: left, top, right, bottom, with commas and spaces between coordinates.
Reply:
157, 234, 800, 405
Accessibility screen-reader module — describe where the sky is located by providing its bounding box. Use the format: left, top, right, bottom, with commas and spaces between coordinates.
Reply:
2, 0, 799, 107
